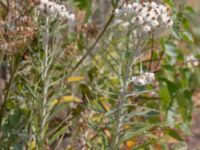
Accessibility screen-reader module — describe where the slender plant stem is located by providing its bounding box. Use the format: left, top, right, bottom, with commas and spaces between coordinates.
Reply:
148, 32, 154, 71
110, 25, 146, 149
38, 17, 50, 149
111, 85, 127, 149
0, 66, 15, 125
0, 53, 22, 125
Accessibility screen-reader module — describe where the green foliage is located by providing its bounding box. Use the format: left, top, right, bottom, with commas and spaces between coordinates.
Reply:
0, 0, 199, 149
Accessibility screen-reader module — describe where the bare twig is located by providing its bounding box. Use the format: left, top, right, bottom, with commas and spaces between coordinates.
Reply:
69, 11, 115, 75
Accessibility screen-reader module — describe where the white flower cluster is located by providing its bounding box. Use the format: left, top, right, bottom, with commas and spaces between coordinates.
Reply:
185, 55, 199, 68
38, 0, 75, 21
131, 72, 155, 86
114, 1, 173, 32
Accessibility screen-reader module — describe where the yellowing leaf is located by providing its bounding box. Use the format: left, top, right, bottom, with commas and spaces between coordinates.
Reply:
104, 129, 111, 138
61, 96, 81, 102
125, 138, 137, 149
50, 99, 59, 106
67, 76, 84, 83
99, 97, 111, 111
92, 113, 104, 122
123, 124, 131, 130
28, 140, 36, 150
50, 96, 81, 107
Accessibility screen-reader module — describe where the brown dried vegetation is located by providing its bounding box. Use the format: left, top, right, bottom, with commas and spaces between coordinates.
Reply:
0, 1, 36, 55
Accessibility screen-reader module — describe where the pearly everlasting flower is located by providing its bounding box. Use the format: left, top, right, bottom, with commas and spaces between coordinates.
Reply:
37, 0, 75, 22
127, 4, 133, 9
131, 72, 155, 86
167, 19, 173, 27
151, 20, 159, 27
115, 8, 121, 16
185, 55, 199, 68
131, 16, 144, 25
161, 14, 170, 23
114, 1, 173, 33
159, 4, 169, 13
151, 2, 158, 8
143, 25, 151, 32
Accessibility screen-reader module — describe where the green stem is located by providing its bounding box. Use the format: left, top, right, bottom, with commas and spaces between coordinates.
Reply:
37, 17, 50, 150
111, 86, 127, 150
0, 54, 21, 125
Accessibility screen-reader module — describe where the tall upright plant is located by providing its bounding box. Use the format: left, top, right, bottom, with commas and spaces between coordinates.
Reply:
0, 0, 198, 149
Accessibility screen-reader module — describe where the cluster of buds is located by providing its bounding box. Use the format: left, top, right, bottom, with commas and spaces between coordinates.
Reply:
38, 0, 75, 22
131, 72, 155, 86
185, 55, 199, 68
114, 1, 173, 32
